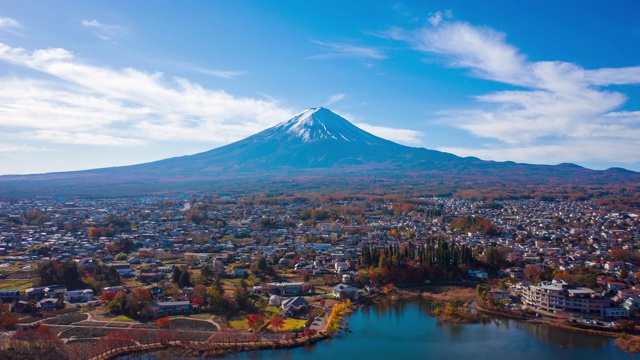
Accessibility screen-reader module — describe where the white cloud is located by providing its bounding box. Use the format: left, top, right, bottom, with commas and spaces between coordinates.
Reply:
428, 12, 442, 27
427, 10, 451, 27
0, 43, 295, 148
310, 40, 387, 60
29, 130, 146, 146
81, 19, 126, 40
439, 139, 640, 165
325, 93, 346, 106
0, 144, 43, 153
330, 109, 422, 145
355, 122, 422, 146
392, 15, 640, 166
0, 17, 20, 29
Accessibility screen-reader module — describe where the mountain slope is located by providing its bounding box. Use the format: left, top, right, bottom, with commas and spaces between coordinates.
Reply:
0, 107, 638, 195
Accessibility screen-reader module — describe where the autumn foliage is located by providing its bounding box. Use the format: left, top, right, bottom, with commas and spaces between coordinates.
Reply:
268, 316, 285, 331
100, 291, 117, 302
246, 313, 265, 331
157, 316, 171, 329
449, 216, 499, 236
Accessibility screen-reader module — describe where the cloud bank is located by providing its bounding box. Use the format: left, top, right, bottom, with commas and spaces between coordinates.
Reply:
0, 43, 295, 147
391, 16, 640, 166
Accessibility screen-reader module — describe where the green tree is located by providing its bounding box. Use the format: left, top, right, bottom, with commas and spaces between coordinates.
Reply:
179, 269, 191, 288
172, 267, 182, 285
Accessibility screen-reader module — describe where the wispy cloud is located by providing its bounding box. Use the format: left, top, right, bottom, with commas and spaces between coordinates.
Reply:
0, 17, 20, 29
427, 10, 451, 27
355, 122, 422, 146
195, 67, 246, 79
310, 40, 387, 60
438, 139, 640, 165
81, 19, 126, 40
0, 43, 295, 147
390, 14, 640, 166
0, 144, 44, 153
325, 93, 346, 106
333, 109, 422, 146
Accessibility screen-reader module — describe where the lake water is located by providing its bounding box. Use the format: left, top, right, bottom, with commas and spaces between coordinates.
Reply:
129, 300, 634, 360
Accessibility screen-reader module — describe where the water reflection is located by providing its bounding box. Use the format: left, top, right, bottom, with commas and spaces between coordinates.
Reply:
519, 321, 609, 350
122, 299, 631, 360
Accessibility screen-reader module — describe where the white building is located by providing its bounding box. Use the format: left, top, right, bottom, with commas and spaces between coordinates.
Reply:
332, 283, 358, 299
64, 289, 93, 302
521, 280, 605, 317
604, 307, 629, 319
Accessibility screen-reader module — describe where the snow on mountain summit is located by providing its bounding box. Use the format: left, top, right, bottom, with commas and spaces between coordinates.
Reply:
259, 107, 387, 145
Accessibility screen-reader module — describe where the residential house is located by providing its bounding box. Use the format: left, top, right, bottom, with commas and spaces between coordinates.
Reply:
332, 283, 358, 299
150, 300, 193, 318
39, 298, 58, 311
103, 286, 125, 294
25, 286, 47, 300
109, 263, 133, 277
44, 285, 67, 298
281, 296, 309, 318
0, 290, 21, 303
64, 289, 93, 302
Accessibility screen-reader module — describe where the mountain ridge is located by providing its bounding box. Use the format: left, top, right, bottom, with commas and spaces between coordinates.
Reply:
0, 107, 638, 195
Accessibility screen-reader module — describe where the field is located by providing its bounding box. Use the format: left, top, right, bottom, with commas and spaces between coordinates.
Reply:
229, 317, 248, 330
282, 318, 307, 330
0, 279, 33, 291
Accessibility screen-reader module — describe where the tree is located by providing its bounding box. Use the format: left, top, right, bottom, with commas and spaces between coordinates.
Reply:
179, 269, 191, 288
61, 260, 83, 288
620, 268, 629, 281
157, 316, 171, 329
100, 291, 117, 302
34, 260, 85, 288
300, 268, 310, 282
115, 252, 128, 261
206, 287, 225, 312
302, 328, 317, 338
0, 300, 18, 330
246, 314, 265, 331
200, 264, 214, 280
126, 288, 152, 316
553, 270, 572, 283
269, 316, 285, 331
524, 265, 542, 281
106, 290, 127, 314
234, 286, 250, 311
483, 247, 507, 268
450, 297, 464, 313
93, 263, 121, 287
172, 267, 182, 285
7, 325, 67, 359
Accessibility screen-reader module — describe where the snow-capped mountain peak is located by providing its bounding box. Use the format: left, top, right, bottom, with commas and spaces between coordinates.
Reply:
262, 107, 383, 144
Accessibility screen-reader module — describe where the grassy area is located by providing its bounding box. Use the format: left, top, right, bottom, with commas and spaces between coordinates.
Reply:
264, 306, 281, 318
187, 313, 214, 320
0, 279, 33, 291
111, 315, 135, 322
229, 317, 249, 330
282, 318, 307, 330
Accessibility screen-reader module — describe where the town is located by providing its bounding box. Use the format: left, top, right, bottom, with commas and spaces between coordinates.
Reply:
0, 193, 639, 358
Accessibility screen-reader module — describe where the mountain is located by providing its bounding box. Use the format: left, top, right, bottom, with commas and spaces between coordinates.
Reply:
0, 107, 638, 195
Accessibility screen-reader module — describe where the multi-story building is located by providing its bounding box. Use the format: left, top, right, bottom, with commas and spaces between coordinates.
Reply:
521, 280, 605, 317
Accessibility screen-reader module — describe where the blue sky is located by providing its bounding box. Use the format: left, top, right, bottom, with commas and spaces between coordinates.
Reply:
0, 1, 639, 174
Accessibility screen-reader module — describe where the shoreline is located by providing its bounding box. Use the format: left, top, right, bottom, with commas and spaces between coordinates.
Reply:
102, 285, 636, 358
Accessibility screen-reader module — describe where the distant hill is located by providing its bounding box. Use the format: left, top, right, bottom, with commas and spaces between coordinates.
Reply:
1, 107, 638, 196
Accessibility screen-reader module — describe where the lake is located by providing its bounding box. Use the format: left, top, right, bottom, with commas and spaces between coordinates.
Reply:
127, 300, 634, 360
